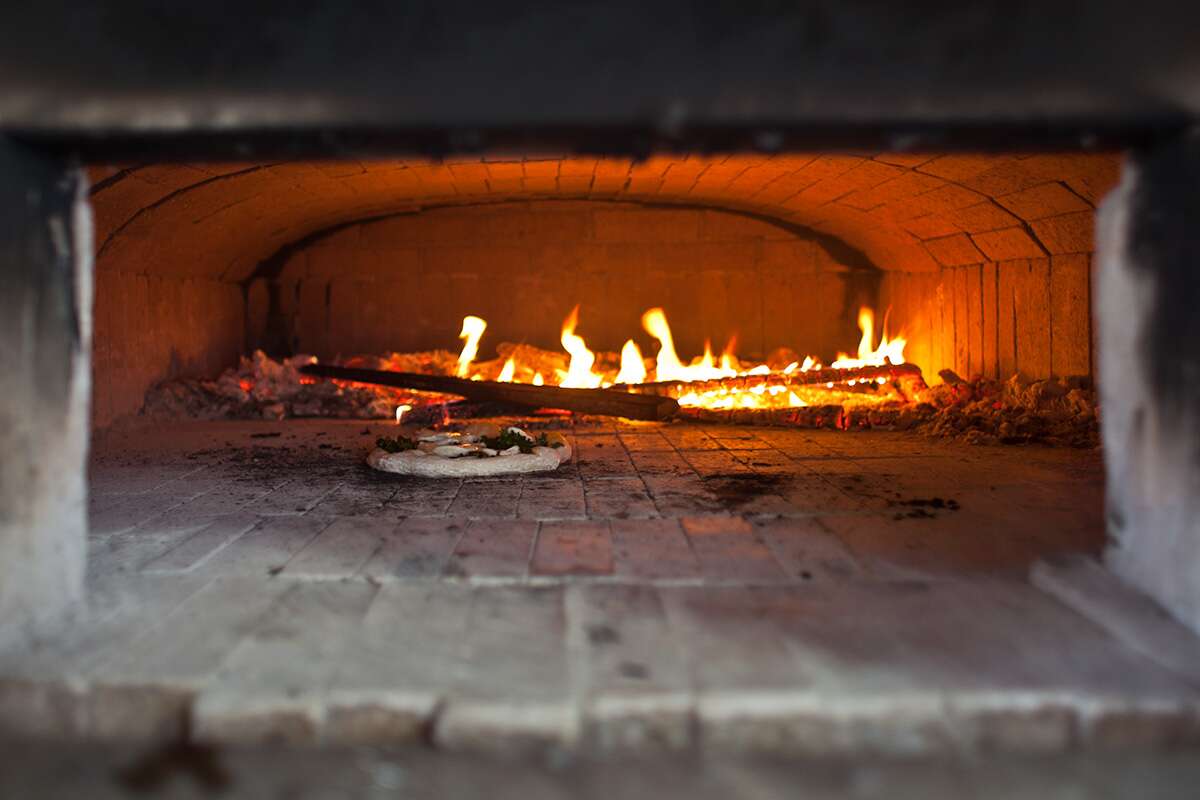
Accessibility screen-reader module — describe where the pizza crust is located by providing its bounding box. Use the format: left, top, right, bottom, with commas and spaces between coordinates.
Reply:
367, 442, 572, 477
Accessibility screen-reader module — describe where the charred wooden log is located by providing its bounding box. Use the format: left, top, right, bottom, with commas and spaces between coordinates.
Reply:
300, 364, 679, 421
614, 362, 928, 398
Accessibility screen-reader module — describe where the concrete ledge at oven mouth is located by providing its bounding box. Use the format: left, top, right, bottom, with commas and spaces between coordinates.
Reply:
4, 676, 1200, 756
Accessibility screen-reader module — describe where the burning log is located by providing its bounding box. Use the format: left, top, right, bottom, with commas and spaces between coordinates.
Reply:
299, 364, 680, 421
615, 362, 928, 398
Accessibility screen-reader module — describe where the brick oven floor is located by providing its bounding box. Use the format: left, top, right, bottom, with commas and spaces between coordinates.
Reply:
4, 418, 1199, 756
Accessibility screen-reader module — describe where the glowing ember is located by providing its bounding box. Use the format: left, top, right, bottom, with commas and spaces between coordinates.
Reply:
457, 315, 487, 377
395, 404, 412, 423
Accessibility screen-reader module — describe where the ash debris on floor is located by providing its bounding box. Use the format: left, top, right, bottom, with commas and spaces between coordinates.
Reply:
888, 497, 963, 519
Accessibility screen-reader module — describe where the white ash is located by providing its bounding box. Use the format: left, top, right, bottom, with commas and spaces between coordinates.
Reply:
915, 373, 1100, 447
141, 350, 457, 421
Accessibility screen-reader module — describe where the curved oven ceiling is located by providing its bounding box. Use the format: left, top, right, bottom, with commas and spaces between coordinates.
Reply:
88, 153, 1119, 282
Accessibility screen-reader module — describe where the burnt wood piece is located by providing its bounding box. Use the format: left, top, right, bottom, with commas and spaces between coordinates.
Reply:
615, 363, 928, 397
300, 364, 679, 422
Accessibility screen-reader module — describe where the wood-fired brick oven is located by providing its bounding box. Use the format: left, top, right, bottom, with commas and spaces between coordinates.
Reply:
2, 1, 1200, 765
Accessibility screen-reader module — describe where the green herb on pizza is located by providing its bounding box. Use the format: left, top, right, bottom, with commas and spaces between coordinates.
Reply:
376, 435, 418, 453
480, 427, 538, 454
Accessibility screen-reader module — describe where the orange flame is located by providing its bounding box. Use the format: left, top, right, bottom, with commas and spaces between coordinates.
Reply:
558, 306, 604, 388
361, 303, 907, 417
641, 308, 739, 382
831, 307, 906, 369
497, 356, 516, 383
641, 307, 682, 379
719, 335, 738, 372
616, 339, 647, 384
457, 315, 487, 377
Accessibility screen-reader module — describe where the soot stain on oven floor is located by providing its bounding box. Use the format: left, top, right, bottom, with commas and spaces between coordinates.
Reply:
204, 444, 370, 485
702, 473, 787, 508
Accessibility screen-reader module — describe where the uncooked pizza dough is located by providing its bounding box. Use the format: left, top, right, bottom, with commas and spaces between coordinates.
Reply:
366, 425, 572, 478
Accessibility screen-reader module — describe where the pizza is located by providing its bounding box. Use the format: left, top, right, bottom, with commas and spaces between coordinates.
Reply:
366, 424, 572, 477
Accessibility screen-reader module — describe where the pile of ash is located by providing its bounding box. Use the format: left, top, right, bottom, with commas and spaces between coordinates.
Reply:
913, 371, 1099, 447
142, 350, 458, 421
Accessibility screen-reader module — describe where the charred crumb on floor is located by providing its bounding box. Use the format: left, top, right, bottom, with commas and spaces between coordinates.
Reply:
618, 661, 650, 679
887, 497, 962, 520
586, 624, 620, 645
113, 740, 231, 794
894, 508, 936, 520
889, 497, 961, 510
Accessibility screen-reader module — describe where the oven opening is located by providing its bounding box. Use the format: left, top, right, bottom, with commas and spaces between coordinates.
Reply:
5, 146, 1198, 770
